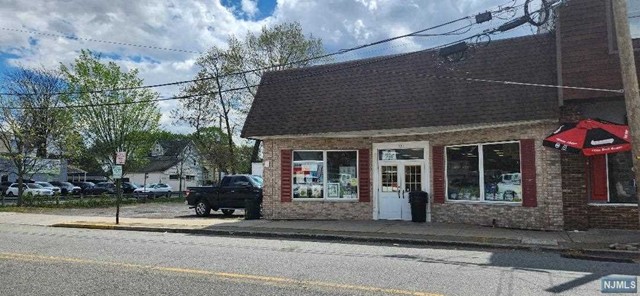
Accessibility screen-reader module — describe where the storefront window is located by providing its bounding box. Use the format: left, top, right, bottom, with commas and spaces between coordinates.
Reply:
293, 151, 324, 199
608, 151, 637, 203
446, 146, 480, 201
326, 151, 358, 199
292, 150, 358, 199
483, 143, 522, 202
446, 142, 522, 203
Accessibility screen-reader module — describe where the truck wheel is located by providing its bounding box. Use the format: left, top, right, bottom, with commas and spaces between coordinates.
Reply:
221, 209, 235, 216
195, 200, 211, 217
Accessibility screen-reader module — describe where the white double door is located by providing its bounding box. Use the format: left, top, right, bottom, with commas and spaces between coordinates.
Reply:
378, 162, 424, 221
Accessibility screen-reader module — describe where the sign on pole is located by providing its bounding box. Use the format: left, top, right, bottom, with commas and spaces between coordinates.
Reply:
116, 151, 127, 165
112, 165, 123, 179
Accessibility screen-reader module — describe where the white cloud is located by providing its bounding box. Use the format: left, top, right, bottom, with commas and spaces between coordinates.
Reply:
0, 0, 537, 134
241, 0, 259, 17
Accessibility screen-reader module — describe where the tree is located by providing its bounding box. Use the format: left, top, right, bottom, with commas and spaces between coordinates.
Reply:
61, 50, 161, 223
60, 50, 161, 176
0, 66, 71, 205
227, 22, 327, 165
172, 47, 244, 173
171, 71, 219, 140
192, 127, 232, 182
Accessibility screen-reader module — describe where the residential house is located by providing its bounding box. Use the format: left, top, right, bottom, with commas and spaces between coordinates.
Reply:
128, 140, 204, 191
0, 133, 68, 183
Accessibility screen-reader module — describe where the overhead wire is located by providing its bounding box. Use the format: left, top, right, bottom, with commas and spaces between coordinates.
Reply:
0, 1, 521, 97
0, 27, 202, 54
2, 0, 614, 111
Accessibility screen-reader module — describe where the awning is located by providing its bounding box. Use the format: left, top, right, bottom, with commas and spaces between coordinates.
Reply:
543, 118, 631, 156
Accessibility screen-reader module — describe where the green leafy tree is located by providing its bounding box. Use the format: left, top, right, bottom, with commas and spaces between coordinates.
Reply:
172, 47, 244, 173
60, 50, 161, 177
192, 127, 232, 181
0, 66, 72, 205
227, 22, 327, 165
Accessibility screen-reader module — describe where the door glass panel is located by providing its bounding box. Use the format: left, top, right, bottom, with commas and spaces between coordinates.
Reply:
404, 165, 422, 192
380, 166, 398, 192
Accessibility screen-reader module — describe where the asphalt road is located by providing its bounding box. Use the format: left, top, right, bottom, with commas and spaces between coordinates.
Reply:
0, 225, 637, 296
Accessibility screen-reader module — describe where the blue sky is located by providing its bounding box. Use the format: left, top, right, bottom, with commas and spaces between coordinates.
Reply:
0, 0, 545, 133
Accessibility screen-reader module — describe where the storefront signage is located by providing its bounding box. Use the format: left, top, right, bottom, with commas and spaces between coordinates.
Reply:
381, 150, 397, 160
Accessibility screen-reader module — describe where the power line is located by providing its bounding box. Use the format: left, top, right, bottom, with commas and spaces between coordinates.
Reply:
0, 27, 202, 54
1, 0, 585, 108
4, 37, 624, 111
0, 2, 521, 97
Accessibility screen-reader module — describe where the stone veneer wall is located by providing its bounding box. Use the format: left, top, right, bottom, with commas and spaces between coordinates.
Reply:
261, 122, 564, 230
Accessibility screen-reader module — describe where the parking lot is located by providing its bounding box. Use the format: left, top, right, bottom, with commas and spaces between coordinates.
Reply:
2, 200, 245, 219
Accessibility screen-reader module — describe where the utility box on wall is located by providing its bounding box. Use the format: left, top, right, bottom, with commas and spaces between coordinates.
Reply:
251, 162, 263, 177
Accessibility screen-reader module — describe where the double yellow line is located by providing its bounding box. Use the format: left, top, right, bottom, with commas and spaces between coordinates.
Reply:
0, 252, 443, 296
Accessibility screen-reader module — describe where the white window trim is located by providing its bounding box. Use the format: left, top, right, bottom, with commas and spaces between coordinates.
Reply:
589, 153, 638, 205
291, 150, 359, 201
444, 141, 522, 204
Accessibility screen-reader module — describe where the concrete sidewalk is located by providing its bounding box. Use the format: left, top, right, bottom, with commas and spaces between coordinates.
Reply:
1, 212, 638, 261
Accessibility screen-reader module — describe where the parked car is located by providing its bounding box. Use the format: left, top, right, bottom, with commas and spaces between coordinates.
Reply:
83, 182, 116, 195
35, 182, 61, 195
49, 181, 82, 196
186, 175, 262, 217
72, 181, 96, 194
0, 181, 13, 196
122, 182, 139, 194
5, 183, 53, 197
133, 183, 172, 198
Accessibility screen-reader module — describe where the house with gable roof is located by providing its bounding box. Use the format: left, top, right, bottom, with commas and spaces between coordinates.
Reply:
128, 139, 205, 191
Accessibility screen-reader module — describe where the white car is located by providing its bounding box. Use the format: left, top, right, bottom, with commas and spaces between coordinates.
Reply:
133, 183, 172, 198
35, 182, 61, 195
5, 183, 54, 197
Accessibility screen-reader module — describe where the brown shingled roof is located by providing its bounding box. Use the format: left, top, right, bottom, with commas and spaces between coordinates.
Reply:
241, 34, 558, 139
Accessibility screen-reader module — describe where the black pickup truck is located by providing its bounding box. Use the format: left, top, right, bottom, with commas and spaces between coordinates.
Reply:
186, 175, 263, 217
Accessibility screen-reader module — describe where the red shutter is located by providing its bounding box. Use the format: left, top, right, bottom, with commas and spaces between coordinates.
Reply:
432, 146, 445, 204
520, 139, 537, 207
358, 149, 371, 202
590, 155, 608, 202
280, 150, 292, 203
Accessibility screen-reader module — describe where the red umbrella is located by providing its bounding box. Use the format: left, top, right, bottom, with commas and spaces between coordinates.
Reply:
543, 118, 631, 156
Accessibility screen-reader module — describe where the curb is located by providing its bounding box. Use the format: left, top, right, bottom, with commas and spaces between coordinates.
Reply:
50, 223, 639, 263
51, 223, 561, 251
560, 251, 638, 264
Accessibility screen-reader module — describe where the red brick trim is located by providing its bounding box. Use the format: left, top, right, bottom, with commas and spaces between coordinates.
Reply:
432, 146, 445, 204
280, 149, 292, 203
520, 139, 537, 207
358, 149, 371, 202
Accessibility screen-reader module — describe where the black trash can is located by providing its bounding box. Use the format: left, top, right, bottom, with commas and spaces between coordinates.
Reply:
244, 197, 261, 220
408, 191, 428, 223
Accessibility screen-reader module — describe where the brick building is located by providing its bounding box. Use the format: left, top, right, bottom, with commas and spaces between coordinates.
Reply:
556, 0, 639, 229
241, 0, 640, 230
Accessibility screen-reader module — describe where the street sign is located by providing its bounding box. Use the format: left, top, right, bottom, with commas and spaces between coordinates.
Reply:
112, 165, 123, 179
115, 152, 126, 165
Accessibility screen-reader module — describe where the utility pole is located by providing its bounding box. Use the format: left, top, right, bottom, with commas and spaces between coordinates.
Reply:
612, 0, 640, 225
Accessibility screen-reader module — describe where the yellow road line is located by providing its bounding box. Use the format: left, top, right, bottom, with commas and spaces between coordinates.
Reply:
0, 252, 443, 296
